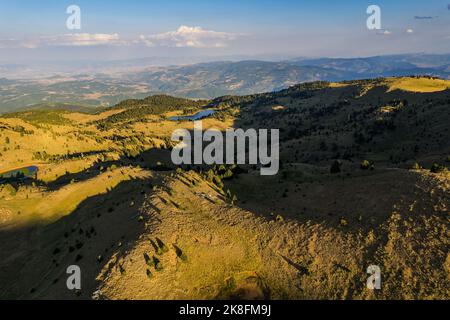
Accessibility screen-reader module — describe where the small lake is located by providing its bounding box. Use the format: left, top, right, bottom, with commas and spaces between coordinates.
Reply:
169, 109, 216, 122
0, 165, 38, 181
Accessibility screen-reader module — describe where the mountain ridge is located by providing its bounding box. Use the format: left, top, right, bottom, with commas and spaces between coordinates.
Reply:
1, 53, 449, 114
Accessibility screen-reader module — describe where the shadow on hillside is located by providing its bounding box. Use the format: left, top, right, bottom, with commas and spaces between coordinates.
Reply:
36, 148, 175, 191
219, 90, 450, 233
0, 174, 160, 299
211, 98, 396, 231
0, 146, 176, 193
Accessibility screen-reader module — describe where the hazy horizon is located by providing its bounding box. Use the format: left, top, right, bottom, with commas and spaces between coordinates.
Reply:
1, 0, 449, 64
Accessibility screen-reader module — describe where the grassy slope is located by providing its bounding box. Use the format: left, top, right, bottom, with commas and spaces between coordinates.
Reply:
387, 77, 450, 93
0, 77, 448, 299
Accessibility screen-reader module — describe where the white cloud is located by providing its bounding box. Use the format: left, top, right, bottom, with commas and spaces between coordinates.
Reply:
0, 38, 21, 48
46, 33, 121, 46
376, 29, 392, 36
0, 27, 239, 49
139, 25, 239, 48
406, 28, 414, 34
0, 33, 122, 48
414, 16, 436, 20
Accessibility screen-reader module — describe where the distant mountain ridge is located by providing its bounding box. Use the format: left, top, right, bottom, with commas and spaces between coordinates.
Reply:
126, 55, 450, 99
0, 53, 449, 113
289, 53, 450, 77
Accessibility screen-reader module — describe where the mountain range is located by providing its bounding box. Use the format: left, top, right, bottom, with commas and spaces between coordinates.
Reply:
0, 53, 449, 113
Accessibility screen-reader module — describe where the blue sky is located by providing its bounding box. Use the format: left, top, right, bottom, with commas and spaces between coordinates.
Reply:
0, 0, 449, 62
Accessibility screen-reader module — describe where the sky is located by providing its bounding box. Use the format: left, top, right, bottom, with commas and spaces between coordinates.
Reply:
0, 0, 449, 63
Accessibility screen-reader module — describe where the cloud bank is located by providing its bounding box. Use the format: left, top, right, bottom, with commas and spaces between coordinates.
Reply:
139, 26, 238, 48
0, 26, 239, 49
0, 33, 122, 48
414, 16, 437, 20
139, 26, 239, 48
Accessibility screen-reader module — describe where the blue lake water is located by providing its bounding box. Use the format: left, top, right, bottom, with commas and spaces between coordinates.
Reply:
169, 109, 216, 121
0, 165, 38, 180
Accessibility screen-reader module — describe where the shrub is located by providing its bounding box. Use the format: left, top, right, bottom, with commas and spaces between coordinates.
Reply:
222, 169, 234, 180
143, 253, 153, 266
430, 163, 447, 173
330, 160, 341, 174
411, 162, 421, 170
2, 184, 17, 196
150, 239, 164, 255
119, 265, 125, 275
213, 175, 224, 188
153, 256, 163, 271
360, 160, 371, 170
155, 237, 169, 253
173, 244, 187, 262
